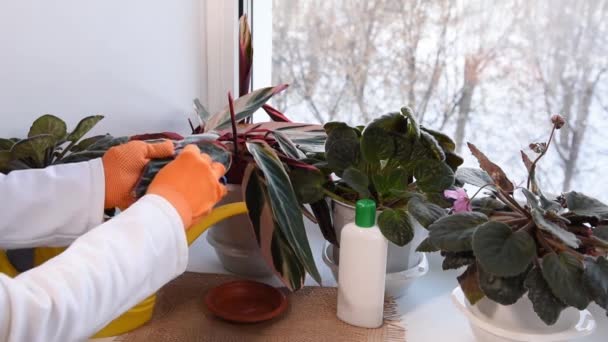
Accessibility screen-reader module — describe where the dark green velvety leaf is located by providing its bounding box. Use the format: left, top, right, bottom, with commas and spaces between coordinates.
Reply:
361, 112, 408, 163
594, 225, 608, 241
584, 256, 608, 310
10, 134, 56, 167
471, 197, 507, 215
564, 191, 608, 221
58, 150, 106, 164
428, 212, 488, 252
290, 168, 326, 204
407, 196, 446, 228
531, 209, 580, 248
542, 252, 590, 310
419, 131, 445, 161
247, 141, 322, 284
412, 159, 455, 193
455, 167, 495, 189
458, 264, 485, 305
416, 237, 439, 252
0, 150, 11, 171
421, 126, 456, 151
273, 130, 306, 160
324, 124, 360, 173
88, 135, 129, 151
70, 135, 108, 153
525, 266, 567, 325
341, 167, 371, 198
205, 85, 288, 131
0, 138, 14, 151
66, 115, 104, 143
28, 114, 67, 141
441, 251, 475, 270
310, 199, 338, 246
424, 191, 453, 208
478, 264, 528, 305
445, 151, 464, 171
372, 168, 407, 197
401, 106, 420, 139
378, 208, 415, 246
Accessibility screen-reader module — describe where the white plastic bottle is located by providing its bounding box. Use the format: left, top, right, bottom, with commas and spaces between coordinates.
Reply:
337, 199, 388, 328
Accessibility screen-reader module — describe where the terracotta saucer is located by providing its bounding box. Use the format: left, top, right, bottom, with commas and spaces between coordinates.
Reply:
205, 280, 288, 323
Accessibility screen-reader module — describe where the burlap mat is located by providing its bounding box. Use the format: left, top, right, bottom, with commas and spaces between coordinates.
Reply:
117, 272, 405, 342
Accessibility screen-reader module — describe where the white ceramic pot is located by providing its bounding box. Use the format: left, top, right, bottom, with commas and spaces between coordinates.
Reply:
451, 287, 596, 342
207, 185, 273, 277
331, 199, 428, 273
323, 242, 428, 298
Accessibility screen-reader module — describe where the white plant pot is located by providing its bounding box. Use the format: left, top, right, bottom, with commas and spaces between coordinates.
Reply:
207, 185, 273, 277
451, 287, 596, 342
331, 199, 428, 273
323, 242, 428, 298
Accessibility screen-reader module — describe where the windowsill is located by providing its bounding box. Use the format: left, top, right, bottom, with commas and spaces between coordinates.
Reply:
185, 216, 607, 342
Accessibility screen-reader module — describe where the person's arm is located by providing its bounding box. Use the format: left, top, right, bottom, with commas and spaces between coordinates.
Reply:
0, 160, 105, 249
0, 194, 188, 342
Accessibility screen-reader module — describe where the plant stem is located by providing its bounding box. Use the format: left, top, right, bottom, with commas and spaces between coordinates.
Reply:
527, 125, 557, 190
545, 236, 585, 261
496, 190, 527, 216
535, 230, 554, 254
322, 189, 354, 206
56, 141, 76, 162
228, 92, 239, 158
469, 183, 496, 201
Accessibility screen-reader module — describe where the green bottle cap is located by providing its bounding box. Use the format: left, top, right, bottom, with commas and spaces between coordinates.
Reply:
355, 199, 376, 228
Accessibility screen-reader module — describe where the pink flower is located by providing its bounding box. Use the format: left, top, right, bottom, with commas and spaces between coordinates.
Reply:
444, 188, 472, 213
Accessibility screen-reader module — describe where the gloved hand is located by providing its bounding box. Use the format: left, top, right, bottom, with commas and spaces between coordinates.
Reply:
103, 140, 174, 209
147, 145, 227, 228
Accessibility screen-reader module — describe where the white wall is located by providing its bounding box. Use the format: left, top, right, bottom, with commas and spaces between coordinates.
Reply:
0, 0, 204, 138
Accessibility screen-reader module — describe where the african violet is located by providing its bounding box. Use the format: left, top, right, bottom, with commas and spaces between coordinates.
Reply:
303, 107, 464, 247
421, 115, 608, 325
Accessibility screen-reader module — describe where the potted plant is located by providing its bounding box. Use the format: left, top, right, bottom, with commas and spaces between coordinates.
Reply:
304, 108, 463, 297
425, 115, 604, 340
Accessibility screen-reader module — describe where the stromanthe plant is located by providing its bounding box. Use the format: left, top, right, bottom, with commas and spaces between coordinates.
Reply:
420, 115, 608, 325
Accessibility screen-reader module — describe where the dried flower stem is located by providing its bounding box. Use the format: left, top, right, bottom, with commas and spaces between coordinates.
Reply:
527, 124, 557, 190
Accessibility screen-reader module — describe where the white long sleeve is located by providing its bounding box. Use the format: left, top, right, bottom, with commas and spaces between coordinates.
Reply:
0, 160, 105, 248
0, 194, 189, 342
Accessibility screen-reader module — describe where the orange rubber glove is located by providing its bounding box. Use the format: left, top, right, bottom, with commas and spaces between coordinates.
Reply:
103, 140, 175, 209
147, 144, 227, 228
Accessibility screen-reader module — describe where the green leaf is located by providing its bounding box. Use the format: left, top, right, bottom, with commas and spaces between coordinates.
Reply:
324, 123, 360, 173
531, 209, 580, 248
542, 252, 590, 310
407, 197, 446, 228
419, 131, 445, 161
247, 141, 322, 284
310, 199, 338, 246
66, 115, 104, 143
521, 188, 540, 209
445, 151, 464, 171
594, 225, 608, 241
88, 135, 129, 151
458, 264, 485, 305
401, 106, 420, 139
341, 167, 371, 198
441, 251, 475, 270
0, 138, 14, 151
525, 266, 567, 325
583, 256, 608, 310
70, 135, 108, 153
205, 85, 288, 132
416, 237, 439, 252
360, 112, 407, 163
58, 151, 106, 164
421, 127, 456, 151
564, 191, 608, 221
28, 114, 67, 141
478, 264, 528, 305
194, 98, 210, 121
378, 208, 415, 246
372, 168, 408, 197
273, 130, 306, 160
472, 221, 536, 277
290, 168, 326, 204
471, 197, 507, 215
271, 225, 307, 291
428, 212, 488, 252
455, 167, 495, 189
412, 159, 455, 193
0, 150, 11, 170
10, 134, 56, 167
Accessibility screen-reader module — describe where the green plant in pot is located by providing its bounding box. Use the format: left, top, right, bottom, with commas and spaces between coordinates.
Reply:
424, 115, 607, 338
302, 107, 463, 285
